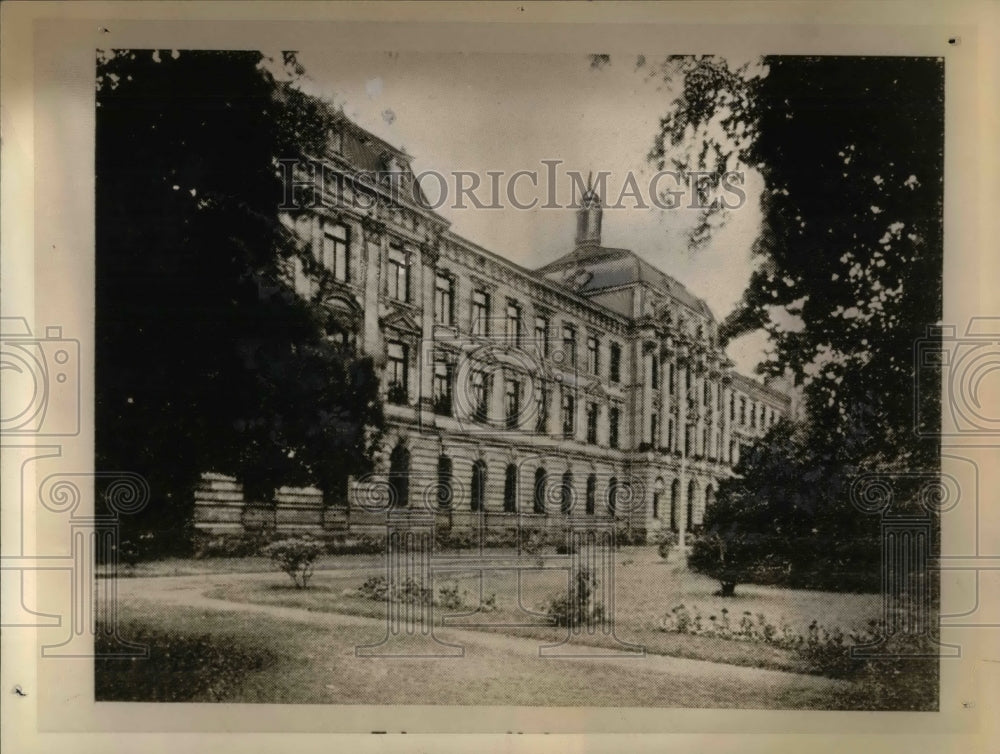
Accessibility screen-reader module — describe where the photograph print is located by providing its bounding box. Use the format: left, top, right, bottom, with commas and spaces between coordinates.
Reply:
93, 47, 944, 710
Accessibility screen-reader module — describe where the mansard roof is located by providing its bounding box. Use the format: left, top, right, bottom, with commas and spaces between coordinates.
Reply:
536, 245, 714, 320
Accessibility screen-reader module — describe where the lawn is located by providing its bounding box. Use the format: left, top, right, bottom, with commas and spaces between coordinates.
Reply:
99, 596, 855, 709
202, 546, 884, 676
100, 548, 936, 709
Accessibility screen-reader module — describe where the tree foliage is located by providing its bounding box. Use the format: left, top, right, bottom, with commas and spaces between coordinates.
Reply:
96, 50, 383, 555
688, 420, 886, 594
586, 55, 945, 592
641, 55, 943, 465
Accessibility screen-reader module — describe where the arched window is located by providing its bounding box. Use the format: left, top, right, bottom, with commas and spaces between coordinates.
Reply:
705, 484, 715, 512
436, 455, 453, 509
503, 464, 518, 513
607, 476, 618, 516
388, 443, 410, 508
471, 460, 487, 512
560, 471, 573, 514
653, 477, 665, 519
533, 467, 547, 514
585, 474, 597, 515
686, 479, 697, 531
670, 479, 680, 531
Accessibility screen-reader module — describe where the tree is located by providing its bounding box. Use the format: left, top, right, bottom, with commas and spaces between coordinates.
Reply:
96, 50, 383, 555
688, 419, 884, 594
636, 55, 943, 466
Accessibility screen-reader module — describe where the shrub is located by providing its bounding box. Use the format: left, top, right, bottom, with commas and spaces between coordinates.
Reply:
656, 530, 679, 560
358, 575, 389, 601
554, 535, 578, 555
357, 575, 435, 606
260, 535, 325, 588
193, 530, 273, 559
519, 529, 548, 557
545, 568, 603, 628
435, 528, 476, 551
615, 528, 646, 546
436, 580, 463, 610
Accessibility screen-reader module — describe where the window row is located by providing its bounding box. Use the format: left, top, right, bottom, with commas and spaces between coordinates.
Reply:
729, 393, 781, 429
434, 275, 624, 381
385, 448, 714, 529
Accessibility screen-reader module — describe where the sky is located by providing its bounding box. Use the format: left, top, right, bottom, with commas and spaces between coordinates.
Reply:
290, 51, 770, 375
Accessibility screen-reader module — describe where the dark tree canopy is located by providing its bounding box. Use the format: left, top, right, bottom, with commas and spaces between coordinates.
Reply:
604, 54, 945, 592
96, 50, 383, 554
640, 55, 943, 465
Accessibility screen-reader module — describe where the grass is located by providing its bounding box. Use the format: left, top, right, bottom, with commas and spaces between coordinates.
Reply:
202, 547, 884, 675
99, 549, 936, 709
98, 597, 855, 708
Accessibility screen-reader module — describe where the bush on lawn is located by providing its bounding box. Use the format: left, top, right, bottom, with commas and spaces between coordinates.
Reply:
656, 530, 679, 560
261, 535, 324, 588
545, 568, 603, 628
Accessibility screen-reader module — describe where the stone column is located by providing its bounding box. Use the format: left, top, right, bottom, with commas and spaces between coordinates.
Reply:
659, 350, 672, 449
418, 239, 439, 412
676, 359, 688, 458
641, 345, 654, 446
547, 381, 561, 437
361, 216, 386, 357
709, 375, 720, 460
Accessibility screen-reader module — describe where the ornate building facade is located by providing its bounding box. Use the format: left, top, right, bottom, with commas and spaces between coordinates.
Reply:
196, 113, 790, 544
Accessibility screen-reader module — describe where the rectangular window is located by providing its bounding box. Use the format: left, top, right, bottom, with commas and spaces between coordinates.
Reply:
387, 341, 407, 404
561, 388, 575, 439
505, 379, 521, 429
322, 223, 349, 282
534, 315, 549, 356
586, 402, 598, 444
432, 360, 452, 415
651, 353, 659, 390
750, 400, 757, 427
609, 342, 621, 383
668, 362, 676, 393
668, 419, 675, 450
740, 397, 747, 425
506, 301, 521, 346
561, 324, 577, 368
609, 407, 620, 449
434, 274, 454, 325
587, 335, 599, 375
650, 412, 659, 447
472, 289, 490, 336
536, 386, 549, 433
387, 246, 409, 301
471, 369, 489, 422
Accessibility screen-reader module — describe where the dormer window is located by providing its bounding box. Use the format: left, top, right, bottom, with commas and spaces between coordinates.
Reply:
330, 128, 343, 153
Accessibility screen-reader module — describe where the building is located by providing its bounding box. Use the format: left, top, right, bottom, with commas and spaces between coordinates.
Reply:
195, 112, 790, 545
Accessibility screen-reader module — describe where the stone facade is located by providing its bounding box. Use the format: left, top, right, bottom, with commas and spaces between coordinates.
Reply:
194, 113, 790, 545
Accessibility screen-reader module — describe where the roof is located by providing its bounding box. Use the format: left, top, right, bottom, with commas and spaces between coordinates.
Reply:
536, 245, 713, 319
